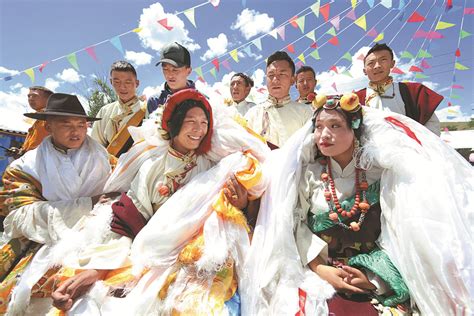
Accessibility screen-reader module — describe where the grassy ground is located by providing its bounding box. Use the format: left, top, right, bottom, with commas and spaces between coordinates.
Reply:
440, 121, 474, 131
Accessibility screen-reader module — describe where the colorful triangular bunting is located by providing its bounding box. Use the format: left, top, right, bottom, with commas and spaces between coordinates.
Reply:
355, 15, 367, 31
39, 61, 49, 73
400, 51, 414, 59
407, 11, 425, 22
346, 9, 357, 21
296, 16, 305, 33
230, 49, 239, 62
67, 53, 79, 71
157, 18, 173, 31
330, 16, 340, 31
297, 53, 305, 64
184, 8, 197, 27
409, 65, 423, 72
460, 29, 472, 39
287, 44, 295, 53
328, 36, 339, 46
381, 0, 392, 9
25, 68, 35, 84
342, 52, 352, 61
435, 21, 455, 30
421, 59, 431, 69
306, 30, 316, 42
320, 3, 330, 22
195, 66, 203, 78
311, 1, 320, 17
455, 48, 461, 57
85, 46, 99, 62
391, 67, 405, 74
374, 32, 384, 42
326, 27, 337, 36
277, 26, 286, 40
212, 58, 220, 71
415, 73, 429, 79
310, 49, 321, 60
209, 68, 217, 79
455, 62, 469, 70
417, 49, 432, 58
110, 36, 124, 55
252, 38, 262, 51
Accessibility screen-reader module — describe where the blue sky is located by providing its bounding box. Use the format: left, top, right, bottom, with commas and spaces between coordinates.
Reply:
0, 0, 472, 131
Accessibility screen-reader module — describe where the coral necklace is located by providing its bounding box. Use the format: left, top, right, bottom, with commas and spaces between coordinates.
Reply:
320, 158, 370, 231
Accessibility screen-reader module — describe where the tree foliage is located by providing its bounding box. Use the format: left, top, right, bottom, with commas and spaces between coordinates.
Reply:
84, 76, 117, 118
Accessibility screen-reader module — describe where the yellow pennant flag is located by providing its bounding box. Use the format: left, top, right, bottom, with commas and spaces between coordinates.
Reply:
355, 15, 367, 31
184, 8, 196, 27
297, 53, 305, 64
352, 0, 357, 9
455, 62, 469, 70
435, 21, 455, 30
374, 32, 384, 42
24, 68, 35, 84
133, 27, 142, 33
230, 49, 239, 62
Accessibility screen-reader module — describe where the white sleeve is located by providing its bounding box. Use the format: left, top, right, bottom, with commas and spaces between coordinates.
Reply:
3, 197, 93, 245
90, 107, 108, 146
423, 112, 441, 136
295, 221, 328, 266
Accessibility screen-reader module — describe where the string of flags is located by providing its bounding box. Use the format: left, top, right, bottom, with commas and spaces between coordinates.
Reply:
2, 0, 472, 107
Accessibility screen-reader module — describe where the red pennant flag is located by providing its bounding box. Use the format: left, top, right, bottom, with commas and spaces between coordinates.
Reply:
391, 67, 405, 74
464, 8, 474, 14
367, 28, 378, 37
328, 36, 339, 46
310, 42, 318, 49
198, 76, 206, 83
446, 0, 453, 10
357, 53, 365, 61
329, 65, 338, 73
407, 11, 425, 22
452, 84, 464, 89
413, 30, 444, 39
320, 3, 330, 22
158, 18, 173, 31
421, 60, 431, 69
448, 102, 452, 107
222, 60, 231, 71
455, 48, 461, 57
85, 46, 99, 62
287, 44, 295, 53
409, 65, 423, 72
331, 82, 337, 91
39, 61, 49, 73
212, 58, 220, 71
290, 16, 299, 28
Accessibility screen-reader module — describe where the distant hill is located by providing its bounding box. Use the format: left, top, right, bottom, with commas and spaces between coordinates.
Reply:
440, 121, 474, 131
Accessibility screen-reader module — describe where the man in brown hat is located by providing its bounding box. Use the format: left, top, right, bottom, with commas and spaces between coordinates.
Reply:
6, 86, 53, 159
0, 93, 119, 315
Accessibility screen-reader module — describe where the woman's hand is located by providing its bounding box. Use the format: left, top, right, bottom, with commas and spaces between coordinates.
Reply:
315, 264, 368, 294
51, 269, 108, 311
224, 174, 248, 210
341, 265, 376, 291
91, 192, 122, 206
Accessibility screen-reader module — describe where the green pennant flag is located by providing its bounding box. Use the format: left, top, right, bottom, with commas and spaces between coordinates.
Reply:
306, 30, 316, 42
310, 1, 320, 17
342, 52, 352, 61
342, 70, 353, 77
417, 49, 432, 58
460, 29, 472, 39
400, 51, 414, 59
450, 94, 461, 99
326, 27, 337, 36
67, 53, 79, 71
296, 16, 305, 33
195, 66, 204, 78
415, 73, 429, 79
210, 68, 217, 79
310, 49, 321, 60
455, 62, 469, 70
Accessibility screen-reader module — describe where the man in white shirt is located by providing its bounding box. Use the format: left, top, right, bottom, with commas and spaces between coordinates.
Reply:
227, 72, 256, 116
245, 51, 313, 148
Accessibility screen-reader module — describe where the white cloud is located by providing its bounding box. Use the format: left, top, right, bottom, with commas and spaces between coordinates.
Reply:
44, 78, 60, 91
125, 50, 153, 66
436, 105, 472, 122
201, 33, 229, 61
56, 68, 83, 84
9, 83, 23, 90
141, 84, 164, 99
137, 3, 200, 54
0, 66, 20, 76
231, 9, 274, 40
0, 88, 33, 132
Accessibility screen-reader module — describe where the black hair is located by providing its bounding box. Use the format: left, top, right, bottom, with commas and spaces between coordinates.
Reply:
312, 105, 364, 141
364, 43, 394, 64
295, 66, 316, 78
266, 51, 295, 75
167, 99, 210, 138
110, 60, 138, 77
232, 72, 254, 87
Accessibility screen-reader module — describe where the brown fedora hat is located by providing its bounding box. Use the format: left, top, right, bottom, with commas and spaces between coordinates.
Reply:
24, 93, 100, 121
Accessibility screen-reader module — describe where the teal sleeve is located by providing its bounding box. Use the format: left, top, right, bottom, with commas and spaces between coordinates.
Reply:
348, 248, 410, 306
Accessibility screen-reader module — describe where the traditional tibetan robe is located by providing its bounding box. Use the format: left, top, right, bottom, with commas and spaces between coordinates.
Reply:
21, 120, 49, 153
245, 95, 313, 148
0, 136, 112, 315
91, 96, 146, 157
356, 79, 442, 135
227, 99, 256, 117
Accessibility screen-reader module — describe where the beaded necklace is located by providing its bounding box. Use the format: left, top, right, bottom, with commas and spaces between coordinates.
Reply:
320, 158, 370, 231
